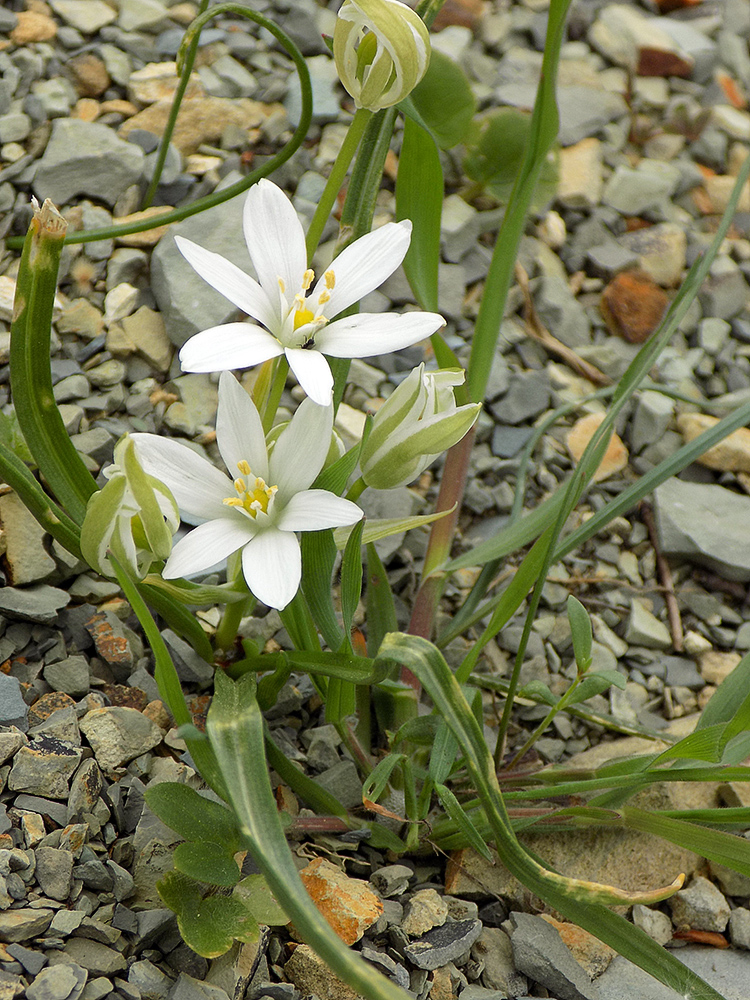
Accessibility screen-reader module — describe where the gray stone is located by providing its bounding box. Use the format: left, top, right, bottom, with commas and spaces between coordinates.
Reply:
50, 910, 85, 937
509, 912, 598, 1000
496, 83, 626, 147
128, 959, 173, 999
709, 859, 750, 898
403, 919, 483, 970
586, 240, 640, 279
631, 904, 673, 946
304, 725, 340, 773
72, 860, 114, 893
286, 54, 340, 125
167, 972, 231, 1000
35, 847, 74, 901
33, 119, 144, 208
534, 276, 591, 348
472, 926, 528, 996
48, 0, 117, 32
26, 962, 87, 1000
0, 675, 28, 731
6, 941, 46, 976
602, 161, 681, 216
596, 955, 682, 999
0, 730, 25, 766
401, 889, 448, 938
311, 759, 362, 809
162, 629, 213, 687
370, 865, 413, 897
624, 600, 671, 650
672, 945, 750, 1000
699, 256, 750, 321
491, 425, 533, 459
79, 707, 162, 775
654, 479, 750, 582
491, 370, 550, 425
0, 585, 69, 624
8, 737, 83, 799
630, 391, 674, 454
668, 875, 730, 932
729, 907, 750, 949
0, 908, 53, 942
619, 223, 686, 287
42, 656, 90, 699
63, 937, 127, 977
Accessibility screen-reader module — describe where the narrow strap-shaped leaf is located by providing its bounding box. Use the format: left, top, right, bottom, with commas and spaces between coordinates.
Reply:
365, 543, 397, 658
139, 580, 215, 664
301, 530, 343, 651
376, 633, 725, 1000
264, 727, 348, 820
340, 518, 365, 642
207, 672, 411, 1000
396, 116, 442, 311
434, 781, 493, 861
362, 752, 407, 804
10, 201, 97, 522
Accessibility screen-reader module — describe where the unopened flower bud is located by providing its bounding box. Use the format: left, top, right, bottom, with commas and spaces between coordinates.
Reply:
361, 365, 480, 490
333, 0, 430, 112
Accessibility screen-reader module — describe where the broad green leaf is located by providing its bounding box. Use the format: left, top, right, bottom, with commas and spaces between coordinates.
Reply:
334, 506, 454, 549
463, 107, 559, 209
365, 543, 397, 658
235, 874, 288, 926
174, 841, 241, 888
567, 595, 592, 673
142, 574, 248, 606
518, 680, 558, 706
396, 116, 442, 311
145, 782, 241, 852
157, 871, 259, 958
402, 49, 475, 149
570, 670, 626, 705
650, 724, 729, 767
435, 781, 493, 861
362, 753, 407, 804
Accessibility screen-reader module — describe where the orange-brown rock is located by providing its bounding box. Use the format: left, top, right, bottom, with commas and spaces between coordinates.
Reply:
27, 692, 75, 728
653, 0, 703, 9
600, 270, 669, 344
433, 0, 485, 31
637, 47, 692, 78
299, 857, 382, 945
68, 53, 110, 97
10, 11, 57, 44
565, 413, 629, 482
540, 915, 616, 976
676, 412, 750, 473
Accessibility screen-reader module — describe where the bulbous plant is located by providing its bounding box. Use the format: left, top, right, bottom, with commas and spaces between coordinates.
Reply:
5, 3, 750, 1000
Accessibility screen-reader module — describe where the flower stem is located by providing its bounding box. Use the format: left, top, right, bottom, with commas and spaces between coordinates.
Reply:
305, 108, 373, 262
215, 593, 254, 652
346, 476, 367, 503
262, 356, 289, 435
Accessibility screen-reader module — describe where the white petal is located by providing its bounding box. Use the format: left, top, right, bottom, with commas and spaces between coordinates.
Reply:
163, 517, 255, 579
241, 528, 301, 610
130, 434, 230, 521
284, 347, 334, 406
315, 311, 444, 358
270, 395, 333, 497
216, 371, 269, 481
277, 490, 362, 531
243, 179, 307, 304
179, 324, 283, 372
317, 221, 412, 317
174, 236, 277, 328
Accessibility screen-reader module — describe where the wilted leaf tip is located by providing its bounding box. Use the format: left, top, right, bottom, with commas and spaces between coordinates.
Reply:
31, 196, 67, 238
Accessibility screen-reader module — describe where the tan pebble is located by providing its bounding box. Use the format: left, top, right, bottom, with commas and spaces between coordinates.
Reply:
298, 858, 382, 945
676, 412, 750, 473
168, 3, 200, 25
99, 99, 139, 117
142, 700, 172, 731
565, 412, 628, 482
697, 650, 741, 685
10, 11, 57, 44
72, 98, 100, 122
703, 174, 750, 214
540, 915, 616, 977
68, 52, 110, 97
127, 61, 203, 104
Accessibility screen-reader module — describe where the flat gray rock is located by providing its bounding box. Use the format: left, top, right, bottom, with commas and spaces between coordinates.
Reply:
33, 119, 144, 208
508, 912, 599, 1000
403, 919, 483, 971
0, 675, 28, 731
0, 585, 70, 624
654, 478, 750, 582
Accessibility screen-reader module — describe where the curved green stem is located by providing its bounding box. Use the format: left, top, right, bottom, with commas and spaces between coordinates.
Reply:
4, 6, 312, 252
141, 0, 210, 208
262, 356, 289, 435
305, 108, 373, 261
345, 476, 367, 503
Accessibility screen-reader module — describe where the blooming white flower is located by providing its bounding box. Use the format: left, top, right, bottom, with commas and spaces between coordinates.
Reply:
334, 0, 431, 112
131, 372, 362, 610
360, 365, 481, 489
175, 179, 445, 405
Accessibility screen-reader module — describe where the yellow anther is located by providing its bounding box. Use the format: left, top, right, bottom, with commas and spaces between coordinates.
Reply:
237, 460, 251, 475
223, 497, 243, 507
234, 477, 245, 493
302, 268, 315, 291
324, 270, 335, 289
318, 289, 331, 306
224, 466, 278, 518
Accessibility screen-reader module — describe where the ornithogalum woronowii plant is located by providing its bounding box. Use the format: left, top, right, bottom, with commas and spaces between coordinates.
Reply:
6, 2, 750, 999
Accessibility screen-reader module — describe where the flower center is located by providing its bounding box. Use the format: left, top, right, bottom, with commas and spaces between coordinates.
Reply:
281, 268, 336, 342
223, 460, 277, 518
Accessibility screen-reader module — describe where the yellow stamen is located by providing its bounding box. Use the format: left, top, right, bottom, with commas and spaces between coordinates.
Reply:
237, 460, 251, 475
324, 270, 335, 289
302, 268, 315, 291
224, 463, 278, 518
318, 290, 331, 306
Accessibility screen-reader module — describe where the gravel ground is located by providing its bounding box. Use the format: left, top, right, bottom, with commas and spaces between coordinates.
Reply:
1, 0, 750, 997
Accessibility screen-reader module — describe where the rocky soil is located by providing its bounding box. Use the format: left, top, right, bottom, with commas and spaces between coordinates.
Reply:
1, 0, 750, 997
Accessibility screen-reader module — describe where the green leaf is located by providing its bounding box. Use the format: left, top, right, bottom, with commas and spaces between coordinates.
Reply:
362, 753, 407, 804
650, 724, 729, 767
570, 670, 626, 705
145, 782, 241, 852
365, 543, 397, 658
434, 781, 493, 862
697, 649, 750, 743
463, 107, 559, 209
518, 679, 558, 706
340, 518, 365, 641
0, 410, 32, 465
141, 575, 249, 606
402, 49, 476, 149
173, 841, 241, 888
157, 871, 259, 958
396, 116, 442, 311
312, 441, 361, 495
567, 595, 592, 673
234, 874, 288, 926
334, 506, 454, 549
391, 715, 440, 747
301, 529, 343, 651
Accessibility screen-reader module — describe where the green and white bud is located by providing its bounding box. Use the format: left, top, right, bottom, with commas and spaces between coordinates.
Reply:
361, 365, 480, 490
333, 0, 430, 112
81, 436, 179, 578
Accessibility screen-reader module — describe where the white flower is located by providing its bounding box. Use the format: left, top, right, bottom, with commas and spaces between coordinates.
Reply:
334, 0, 431, 112
175, 179, 445, 405
131, 372, 362, 610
